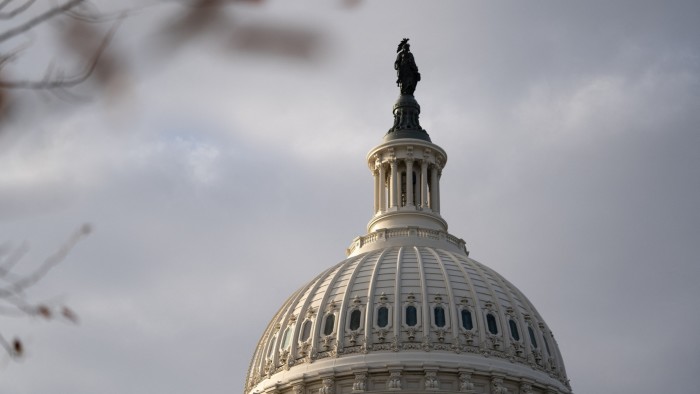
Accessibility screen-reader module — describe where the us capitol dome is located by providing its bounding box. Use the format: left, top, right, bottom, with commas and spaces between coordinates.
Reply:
245, 39, 572, 394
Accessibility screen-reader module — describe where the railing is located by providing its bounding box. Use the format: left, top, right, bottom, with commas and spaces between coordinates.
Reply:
346, 226, 468, 256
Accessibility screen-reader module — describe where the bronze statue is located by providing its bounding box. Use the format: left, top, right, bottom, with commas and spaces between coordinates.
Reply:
394, 38, 421, 95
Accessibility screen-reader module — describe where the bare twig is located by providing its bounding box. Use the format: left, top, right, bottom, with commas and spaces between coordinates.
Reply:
0, 17, 122, 89
0, 225, 90, 359
0, 241, 28, 281
4, 224, 91, 294
0, 0, 84, 43
63, 1, 153, 23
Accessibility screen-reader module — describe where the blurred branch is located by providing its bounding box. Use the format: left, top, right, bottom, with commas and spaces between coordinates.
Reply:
0, 0, 37, 19
0, 224, 90, 359
0, 0, 84, 43
0, 17, 122, 90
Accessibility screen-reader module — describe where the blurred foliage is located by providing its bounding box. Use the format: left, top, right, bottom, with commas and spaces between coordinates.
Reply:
0, 0, 350, 126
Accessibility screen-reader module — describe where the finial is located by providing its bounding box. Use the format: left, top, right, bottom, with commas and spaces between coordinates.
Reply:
394, 38, 421, 95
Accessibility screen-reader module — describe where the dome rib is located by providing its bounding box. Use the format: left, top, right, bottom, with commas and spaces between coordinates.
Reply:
364, 248, 389, 349
336, 252, 372, 352
311, 256, 356, 359
427, 247, 460, 341
442, 249, 487, 345
389, 247, 400, 341
465, 254, 507, 346
414, 246, 431, 339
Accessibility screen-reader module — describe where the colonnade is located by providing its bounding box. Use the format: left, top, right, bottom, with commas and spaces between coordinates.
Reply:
372, 155, 442, 215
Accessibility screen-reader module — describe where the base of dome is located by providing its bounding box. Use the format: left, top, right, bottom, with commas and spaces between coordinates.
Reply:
247, 351, 571, 394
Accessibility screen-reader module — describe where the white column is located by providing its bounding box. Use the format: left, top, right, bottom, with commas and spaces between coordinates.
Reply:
379, 162, 386, 213
390, 158, 398, 208
373, 168, 379, 214
421, 160, 429, 209
435, 169, 441, 213
430, 165, 438, 212
405, 159, 414, 208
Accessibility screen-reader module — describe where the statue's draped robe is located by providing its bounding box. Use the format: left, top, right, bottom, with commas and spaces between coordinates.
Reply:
395, 50, 420, 95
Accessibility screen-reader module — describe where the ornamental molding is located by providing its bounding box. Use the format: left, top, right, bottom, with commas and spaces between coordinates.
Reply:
424, 370, 439, 390
387, 370, 402, 391
352, 372, 368, 392
491, 376, 509, 394
318, 377, 334, 394
459, 372, 476, 393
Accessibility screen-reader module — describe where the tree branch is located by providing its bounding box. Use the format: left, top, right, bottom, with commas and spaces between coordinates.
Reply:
0, 0, 85, 43
0, 17, 122, 90
3, 224, 91, 295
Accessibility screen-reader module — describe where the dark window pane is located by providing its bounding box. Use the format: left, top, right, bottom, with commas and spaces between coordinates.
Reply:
461, 309, 473, 330
434, 306, 446, 327
509, 319, 520, 341
323, 314, 335, 336
528, 326, 538, 348
350, 309, 361, 331
406, 306, 417, 327
301, 320, 312, 341
487, 313, 498, 335
377, 307, 389, 328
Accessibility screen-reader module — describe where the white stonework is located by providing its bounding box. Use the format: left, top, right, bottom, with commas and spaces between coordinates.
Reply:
245, 96, 572, 394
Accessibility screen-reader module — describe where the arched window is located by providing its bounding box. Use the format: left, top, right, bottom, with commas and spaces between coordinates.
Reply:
267, 335, 277, 358
406, 305, 417, 327
461, 309, 473, 330
543, 336, 552, 356
377, 306, 389, 328
323, 314, 335, 336
281, 327, 292, 349
434, 306, 446, 327
300, 320, 312, 341
486, 313, 498, 335
509, 319, 520, 341
349, 309, 361, 331
528, 326, 538, 348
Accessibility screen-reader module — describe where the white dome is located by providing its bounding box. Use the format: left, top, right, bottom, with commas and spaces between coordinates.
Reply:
245, 239, 571, 393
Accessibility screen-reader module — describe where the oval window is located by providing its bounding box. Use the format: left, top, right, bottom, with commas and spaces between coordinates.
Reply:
509, 319, 520, 341
528, 326, 538, 348
349, 309, 361, 331
323, 314, 335, 336
461, 309, 473, 330
300, 320, 312, 341
434, 306, 446, 327
406, 305, 417, 327
486, 313, 498, 335
377, 306, 389, 328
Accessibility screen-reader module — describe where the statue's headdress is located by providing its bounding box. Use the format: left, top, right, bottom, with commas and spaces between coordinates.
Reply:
396, 38, 409, 53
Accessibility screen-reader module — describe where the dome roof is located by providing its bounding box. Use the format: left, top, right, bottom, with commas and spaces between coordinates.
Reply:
245, 240, 571, 393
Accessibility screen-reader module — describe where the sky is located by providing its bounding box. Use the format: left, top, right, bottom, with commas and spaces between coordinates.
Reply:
1, 1, 699, 393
